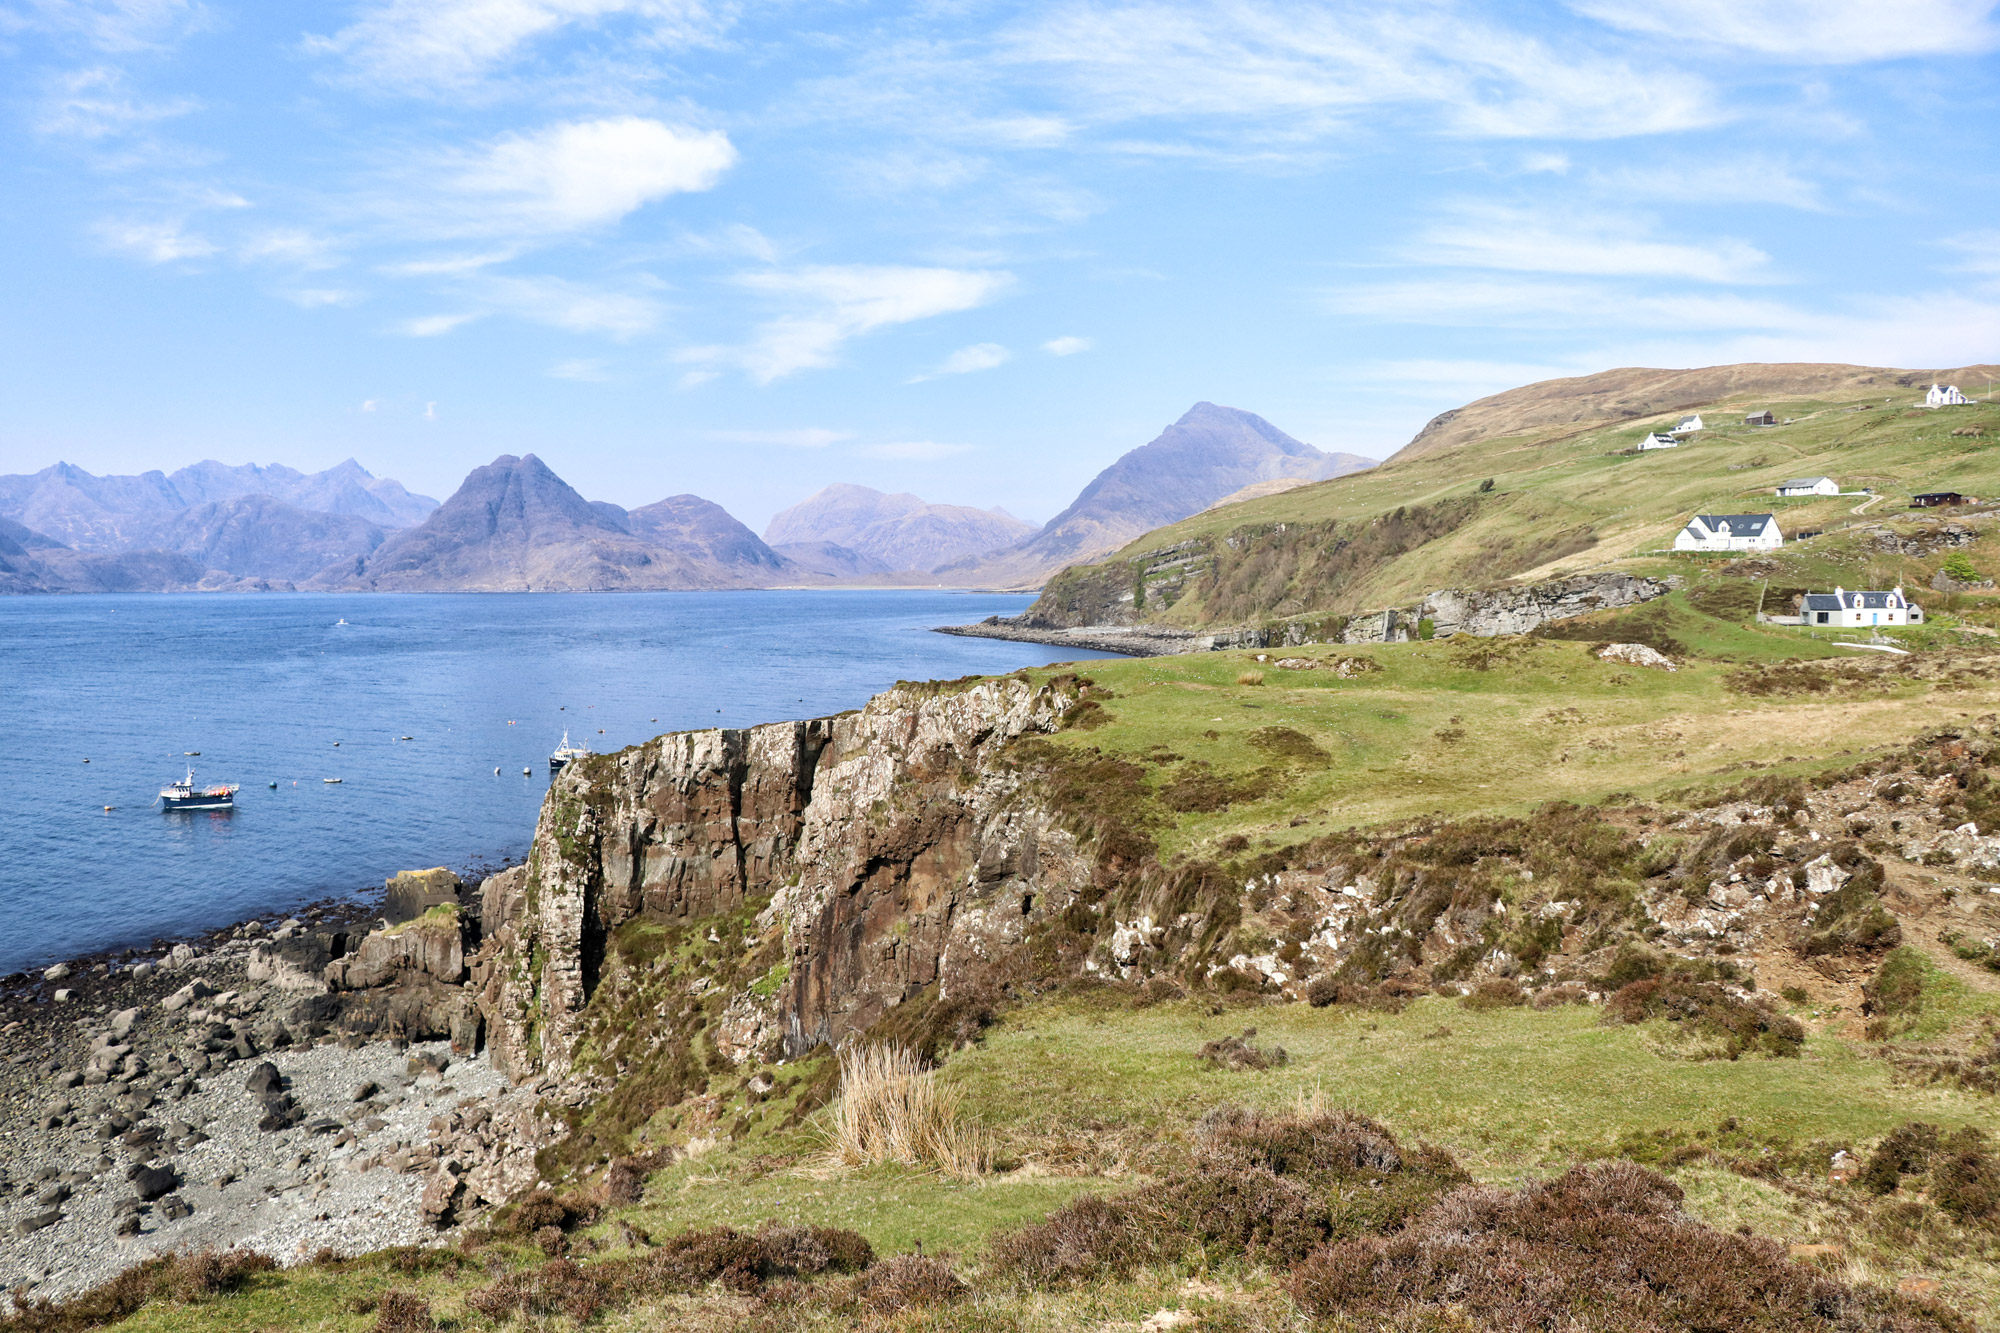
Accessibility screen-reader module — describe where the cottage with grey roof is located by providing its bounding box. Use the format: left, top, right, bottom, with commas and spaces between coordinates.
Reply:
1775, 476, 1838, 497
1673, 513, 1783, 552
1801, 586, 1922, 628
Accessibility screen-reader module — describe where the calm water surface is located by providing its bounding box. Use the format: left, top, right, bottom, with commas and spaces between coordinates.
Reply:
0, 591, 1110, 973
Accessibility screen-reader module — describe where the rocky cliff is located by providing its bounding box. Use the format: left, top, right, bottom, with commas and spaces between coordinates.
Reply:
474, 677, 1095, 1086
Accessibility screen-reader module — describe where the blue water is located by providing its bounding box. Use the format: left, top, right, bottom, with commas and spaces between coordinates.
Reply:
0, 592, 1110, 974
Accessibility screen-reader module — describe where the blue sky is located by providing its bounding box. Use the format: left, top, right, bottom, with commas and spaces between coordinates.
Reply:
1, 0, 1997, 530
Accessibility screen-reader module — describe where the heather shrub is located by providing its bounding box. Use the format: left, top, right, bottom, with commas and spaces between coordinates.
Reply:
370, 1291, 434, 1333
1196, 1028, 1288, 1070
1287, 1161, 1963, 1332
465, 1258, 606, 1322
0, 1248, 278, 1333
1532, 983, 1587, 1009
1604, 976, 1804, 1059
853, 1254, 967, 1312
1461, 977, 1526, 1010
989, 1106, 1466, 1287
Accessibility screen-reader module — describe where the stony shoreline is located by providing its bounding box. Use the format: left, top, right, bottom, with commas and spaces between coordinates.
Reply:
934, 617, 1196, 656
0, 870, 551, 1306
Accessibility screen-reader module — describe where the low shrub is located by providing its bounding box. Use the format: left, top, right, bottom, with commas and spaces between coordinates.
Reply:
989, 1106, 1467, 1287
1604, 976, 1804, 1059
0, 1248, 276, 1333
1532, 983, 1587, 1009
852, 1254, 967, 1313
1196, 1028, 1288, 1070
1461, 978, 1526, 1010
370, 1292, 434, 1333
1286, 1160, 1962, 1332
1861, 1122, 2000, 1226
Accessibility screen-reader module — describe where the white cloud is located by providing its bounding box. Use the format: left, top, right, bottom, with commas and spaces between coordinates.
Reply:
35, 65, 198, 139
1042, 335, 1092, 355
11, 0, 209, 51
1522, 152, 1570, 174
448, 117, 735, 236
691, 264, 1014, 382
473, 274, 662, 335
548, 358, 610, 380
94, 217, 214, 261
283, 288, 360, 307
402, 312, 481, 336
361, 399, 378, 411
424, 401, 438, 419
1572, 0, 2000, 62
857, 440, 974, 460
998, 1, 1725, 142
1584, 156, 1825, 211
303, 0, 719, 92
706, 428, 853, 448
1413, 203, 1770, 282
240, 228, 341, 269
1942, 230, 2000, 276
913, 341, 1011, 381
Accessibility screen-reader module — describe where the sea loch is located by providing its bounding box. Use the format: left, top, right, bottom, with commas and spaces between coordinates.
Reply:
0, 590, 1108, 974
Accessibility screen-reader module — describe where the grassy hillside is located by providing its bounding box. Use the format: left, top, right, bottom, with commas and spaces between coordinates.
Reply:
30, 582, 2000, 1332
1028, 371, 2000, 631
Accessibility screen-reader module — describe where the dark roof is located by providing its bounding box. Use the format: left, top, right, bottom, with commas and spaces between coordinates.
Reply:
1803, 590, 1904, 611
1692, 513, 1776, 530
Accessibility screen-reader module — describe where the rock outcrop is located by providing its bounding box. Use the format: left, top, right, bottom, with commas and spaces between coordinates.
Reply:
474, 678, 1094, 1083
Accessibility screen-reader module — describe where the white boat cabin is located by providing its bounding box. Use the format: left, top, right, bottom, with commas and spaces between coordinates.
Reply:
1801, 586, 1922, 628
1674, 512, 1783, 552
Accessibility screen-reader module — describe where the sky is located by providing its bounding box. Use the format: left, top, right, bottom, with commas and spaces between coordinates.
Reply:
1, 1, 1997, 531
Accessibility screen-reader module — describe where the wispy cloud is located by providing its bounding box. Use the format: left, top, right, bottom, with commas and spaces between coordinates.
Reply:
1572, 0, 2000, 62
93, 216, 214, 261
548, 358, 610, 380
911, 341, 1011, 381
9, 0, 210, 52
1412, 202, 1770, 282
1942, 229, 2000, 276
302, 0, 722, 93
857, 440, 974, 460
1042, 335, 1092, 355
705, 428, 854, 447
34, 65, 198, 139
401, 312, 481, 336
686, 264, 1013, 382
996, 1, 1726, 143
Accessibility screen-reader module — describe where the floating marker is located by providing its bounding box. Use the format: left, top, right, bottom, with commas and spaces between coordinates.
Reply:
522, 767, 531, 775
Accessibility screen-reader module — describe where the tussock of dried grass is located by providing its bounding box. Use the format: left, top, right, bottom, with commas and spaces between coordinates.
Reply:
822, 1044, 986, 1178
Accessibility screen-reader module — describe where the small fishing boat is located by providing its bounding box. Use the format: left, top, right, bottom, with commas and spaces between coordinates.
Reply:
549, 729, 592, 774
184, 750, 200, 756
159, 768, 237, 812
323, 777, 342, 784
335, 618, 348, 626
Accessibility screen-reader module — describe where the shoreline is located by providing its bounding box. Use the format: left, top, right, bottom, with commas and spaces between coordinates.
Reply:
934, 616, 1239, 657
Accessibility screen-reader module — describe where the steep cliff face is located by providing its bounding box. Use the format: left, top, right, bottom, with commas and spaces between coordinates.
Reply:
476, 677, 1092, 1085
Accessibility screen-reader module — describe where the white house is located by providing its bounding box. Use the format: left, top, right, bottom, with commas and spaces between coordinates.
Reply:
1674, 512, 1784, 552
1801, 586, 1923, 628
1636, 433, 1680, 451
1673, 414, 1704, 435
1926, 384, 1969, 407
1775, 476, 1838, 497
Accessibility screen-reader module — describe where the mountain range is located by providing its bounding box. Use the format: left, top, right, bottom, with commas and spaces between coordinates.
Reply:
764, 484, 1039, 577
0, 401, 1377, 594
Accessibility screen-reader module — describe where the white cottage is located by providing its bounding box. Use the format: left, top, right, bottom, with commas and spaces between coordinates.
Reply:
1673, 414, 1704, 435
1926, 384, 1969, 407
1636, 432, 1680, 451
1673, 512, 1783, 552
1801, 586, 1922, 628
1775, 476, 1838, 497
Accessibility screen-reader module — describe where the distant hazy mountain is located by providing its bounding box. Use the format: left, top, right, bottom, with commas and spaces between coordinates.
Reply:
767, 540, 894, 580
764, 484, 1038, 574
0, 458, 436, 554
0, 517, 282, 594
130, 494, 388, 582
311, 454, 787, 592
951, 402, 1375, 587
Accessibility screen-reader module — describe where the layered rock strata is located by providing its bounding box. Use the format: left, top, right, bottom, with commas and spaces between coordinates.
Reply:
475, 678, 1093, 1083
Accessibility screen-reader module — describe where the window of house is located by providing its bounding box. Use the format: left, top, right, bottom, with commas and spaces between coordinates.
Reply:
1816, 612, 1829, 624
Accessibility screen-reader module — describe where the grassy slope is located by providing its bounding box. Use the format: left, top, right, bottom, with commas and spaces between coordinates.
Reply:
1045, 387, 2000, 627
